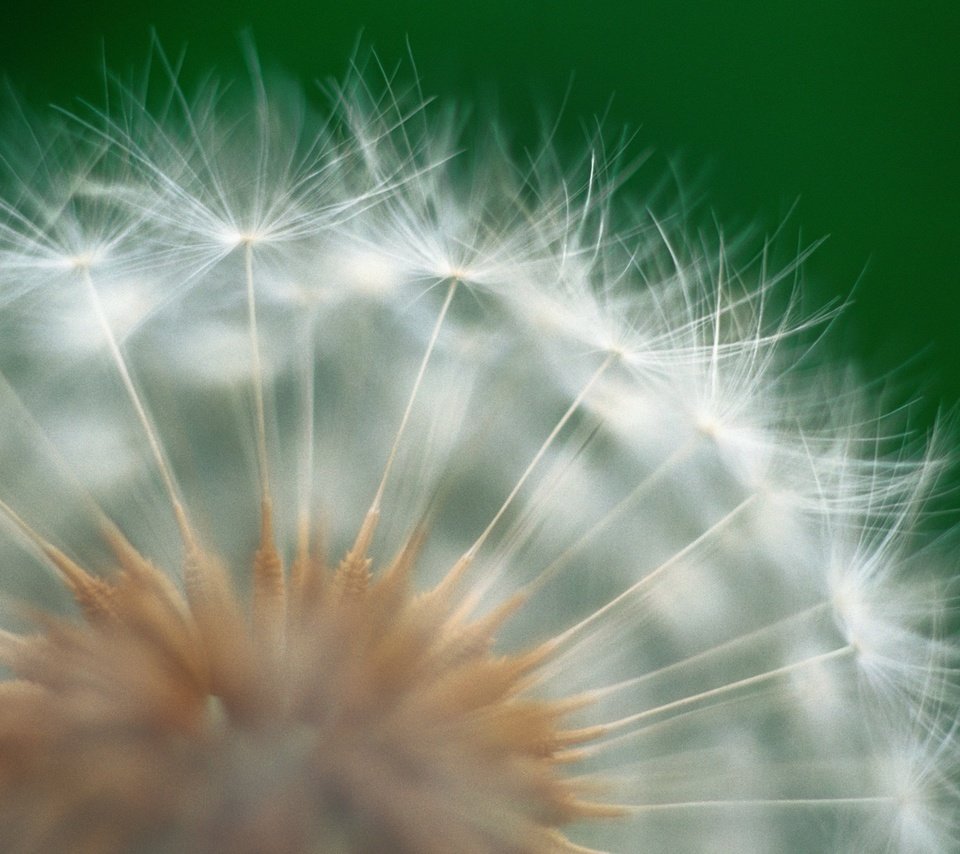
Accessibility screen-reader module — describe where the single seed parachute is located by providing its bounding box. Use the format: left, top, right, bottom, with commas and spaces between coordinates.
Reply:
0, 51, 956, 853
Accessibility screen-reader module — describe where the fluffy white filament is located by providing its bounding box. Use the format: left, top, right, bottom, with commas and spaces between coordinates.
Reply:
0, 52, 956, 853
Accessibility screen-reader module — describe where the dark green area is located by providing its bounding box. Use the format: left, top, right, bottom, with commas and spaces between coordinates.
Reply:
2, 0, 959, 430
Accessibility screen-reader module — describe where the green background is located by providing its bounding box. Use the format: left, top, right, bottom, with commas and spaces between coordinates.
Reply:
2, 0, 959, 431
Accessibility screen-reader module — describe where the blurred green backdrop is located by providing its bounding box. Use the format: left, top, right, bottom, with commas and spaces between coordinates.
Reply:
2, 0, 958, 431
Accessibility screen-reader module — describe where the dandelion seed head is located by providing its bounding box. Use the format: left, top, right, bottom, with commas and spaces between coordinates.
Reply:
0, 46, 957, 853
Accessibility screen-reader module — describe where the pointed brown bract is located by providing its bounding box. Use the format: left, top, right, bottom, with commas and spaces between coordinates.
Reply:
0, 498, 618, 853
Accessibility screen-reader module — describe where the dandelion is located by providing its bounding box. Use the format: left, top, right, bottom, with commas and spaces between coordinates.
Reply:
0, 50, 957, 853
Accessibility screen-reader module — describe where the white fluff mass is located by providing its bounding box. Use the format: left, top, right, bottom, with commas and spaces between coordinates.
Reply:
0, 48, 957, 853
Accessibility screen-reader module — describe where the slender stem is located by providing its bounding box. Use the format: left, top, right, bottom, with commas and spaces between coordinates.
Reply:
347, 277, 459, 557
467, 351, 618, 560
549, 494, 757, 652
623, 796, 893, 813
580, 601, 833, 700
0, 495, 48, 554
244, 240, 271, 503
601, 645, 856, 734
430, 351, 619, 601
296, 313, 317, 557
372, 277, 459, 513
526, 435, 701, 598
80, 266, 194, 548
